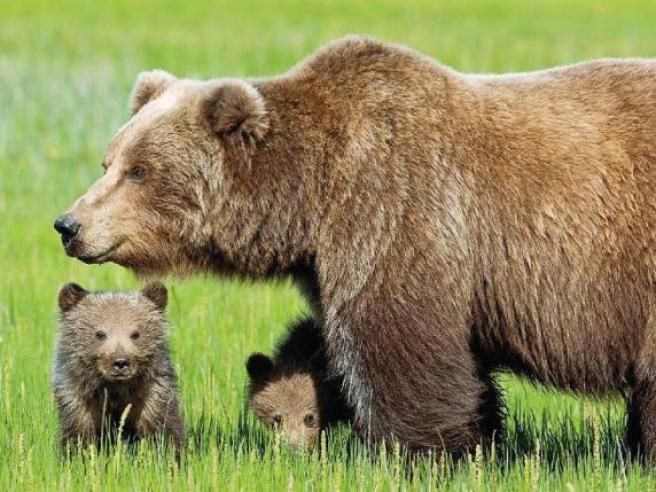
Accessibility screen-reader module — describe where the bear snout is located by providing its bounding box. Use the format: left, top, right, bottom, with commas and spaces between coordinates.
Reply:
99, 352, 137, 380
113, 358, 130, 371
53, 213, 81, 246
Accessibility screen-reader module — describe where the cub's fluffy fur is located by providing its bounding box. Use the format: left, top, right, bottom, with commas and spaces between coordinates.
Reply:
52, 282, 185, 452
247, 318, 351, 450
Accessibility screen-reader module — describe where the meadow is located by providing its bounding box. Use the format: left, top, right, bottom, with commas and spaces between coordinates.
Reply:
2, 0, 656, 489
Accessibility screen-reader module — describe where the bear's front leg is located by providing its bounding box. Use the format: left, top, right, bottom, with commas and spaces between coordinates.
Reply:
53, 387, 98, 453
138, 380, 186, 453
323, 297, 503, 455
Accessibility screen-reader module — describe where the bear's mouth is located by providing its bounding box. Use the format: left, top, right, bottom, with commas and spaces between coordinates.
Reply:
100, 367, 137, 382
104, 372, 134, 381
75, 239, 127, 264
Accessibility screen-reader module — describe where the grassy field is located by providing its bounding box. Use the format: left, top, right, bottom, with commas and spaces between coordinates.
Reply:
2, 0, 656, 490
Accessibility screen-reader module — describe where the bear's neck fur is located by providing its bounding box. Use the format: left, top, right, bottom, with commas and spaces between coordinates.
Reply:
202, 41, 462, 320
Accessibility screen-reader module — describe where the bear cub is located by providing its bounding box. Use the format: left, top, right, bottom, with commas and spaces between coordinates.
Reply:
246, 318, 352, 450
52, 282, 185, 453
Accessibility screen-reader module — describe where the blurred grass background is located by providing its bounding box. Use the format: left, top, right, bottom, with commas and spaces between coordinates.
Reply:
1, 0, 656, 490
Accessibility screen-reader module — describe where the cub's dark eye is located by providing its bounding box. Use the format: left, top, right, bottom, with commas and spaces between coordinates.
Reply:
303, 414, 315, 427
272, 415, 282, 426
95, 330, 106, 340
130, 330, 140, 340
127, 165, 146, 181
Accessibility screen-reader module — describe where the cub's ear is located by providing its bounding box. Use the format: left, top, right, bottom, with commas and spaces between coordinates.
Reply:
58, 283, 88, 312
246, 353, 275, 382
130, 70, 176, 114
203, 81, 268, 165
141, 282, 168, 311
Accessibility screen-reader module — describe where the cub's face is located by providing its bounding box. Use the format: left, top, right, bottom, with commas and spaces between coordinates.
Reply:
246, 353, 321, 450
54, 70, 268, 276
57, 282, 169, 382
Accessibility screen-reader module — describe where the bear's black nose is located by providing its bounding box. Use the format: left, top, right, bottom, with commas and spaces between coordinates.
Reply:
113, 358, 130, 371
54, 214, 81, 245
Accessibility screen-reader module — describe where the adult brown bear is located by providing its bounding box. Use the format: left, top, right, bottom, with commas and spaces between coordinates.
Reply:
55, 36, 656, 458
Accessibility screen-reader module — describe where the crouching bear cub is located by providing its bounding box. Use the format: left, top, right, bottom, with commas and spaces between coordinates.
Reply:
55, 36, 656, 459
52, 282, 185, 453
246, 318, 352, 450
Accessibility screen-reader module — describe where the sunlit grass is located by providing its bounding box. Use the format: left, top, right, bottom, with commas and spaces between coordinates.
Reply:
2, 0, 656, 489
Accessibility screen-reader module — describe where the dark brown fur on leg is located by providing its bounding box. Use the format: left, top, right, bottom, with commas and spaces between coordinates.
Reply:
326, 288, 505, 455
626, 370, 656, 463
349, 343, 503, 456
476, 370, 505, 449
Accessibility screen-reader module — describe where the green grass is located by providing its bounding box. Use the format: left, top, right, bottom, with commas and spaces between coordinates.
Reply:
2, 0, 656, 489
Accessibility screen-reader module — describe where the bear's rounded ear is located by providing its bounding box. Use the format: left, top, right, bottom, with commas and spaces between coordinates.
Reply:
202, 81, 268, 167
141, 282, 168, 311
130, 70, 176, 115
58, 283, 88, 313
246, 353, 275, 382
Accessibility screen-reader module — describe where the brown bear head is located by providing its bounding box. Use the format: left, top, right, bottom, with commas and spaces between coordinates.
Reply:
246, 353, 322, 451
57, 282, 169, 382
54, 70, 272, 277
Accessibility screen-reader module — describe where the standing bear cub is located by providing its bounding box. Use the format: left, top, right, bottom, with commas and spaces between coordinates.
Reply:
52, 282, 185, 453
55, 36, 656, 459
246, 318, 352, 450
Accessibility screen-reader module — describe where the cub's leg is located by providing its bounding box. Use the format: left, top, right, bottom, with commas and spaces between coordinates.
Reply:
138, 380, 186, 452
53, 390, 97, 452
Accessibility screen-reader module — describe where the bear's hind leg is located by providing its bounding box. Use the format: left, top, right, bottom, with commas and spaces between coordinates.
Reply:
626, 318, 656, 464
477, 369, 506, 449
626, 368, 656, 463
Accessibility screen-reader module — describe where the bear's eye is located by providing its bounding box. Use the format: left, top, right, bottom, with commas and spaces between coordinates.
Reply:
127, 165, 147, 181
130, 330, 140, 340
272, 415, 282, 426
95, 330, 107, 340
303, 414, 315, 427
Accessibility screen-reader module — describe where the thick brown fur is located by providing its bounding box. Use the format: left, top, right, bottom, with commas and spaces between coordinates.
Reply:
52, 282, 185, 453
246, 318, 352, 450
56, 36, 656, 457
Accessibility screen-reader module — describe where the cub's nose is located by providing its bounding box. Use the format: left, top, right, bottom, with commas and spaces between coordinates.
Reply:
54, 214, 81, 244
113, 358, 130, 371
